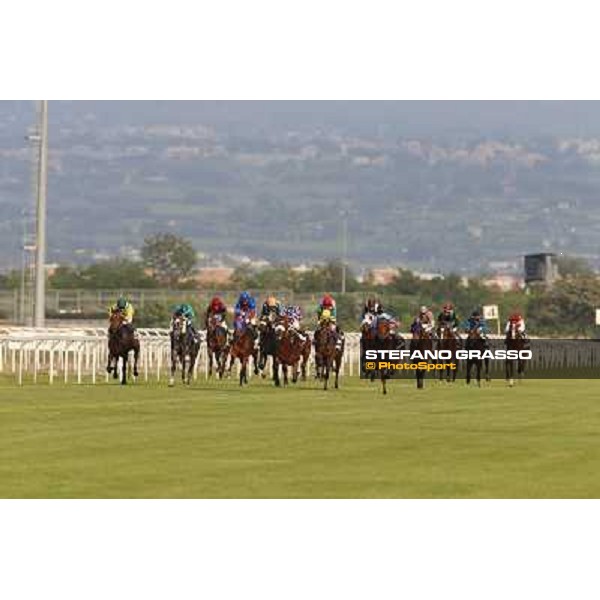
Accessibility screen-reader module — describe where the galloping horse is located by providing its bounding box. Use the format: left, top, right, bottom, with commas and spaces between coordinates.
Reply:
169, 315, 200, 386
228, 315, 259, 386
107, 310, 140, 385
313, 316, 344, 390
410, 322, 434, 389
465, 327, 490, 386
206, 314, 229, 378
505, 324, 527, 386
257, 312, 279, 382
273, 316, 306, 386
437, 321, 460, 383
372, 315, 404, 395
360, 313, 378, 382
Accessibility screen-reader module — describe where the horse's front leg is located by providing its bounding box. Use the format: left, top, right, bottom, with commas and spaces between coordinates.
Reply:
169, 348, 177, 387
133, 346, 139, 378
334, 359, 340, 389
121, 354, 128, 385
112, 355, 119, 379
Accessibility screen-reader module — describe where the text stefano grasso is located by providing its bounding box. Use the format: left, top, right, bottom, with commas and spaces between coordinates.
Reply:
363, 349, 533, 361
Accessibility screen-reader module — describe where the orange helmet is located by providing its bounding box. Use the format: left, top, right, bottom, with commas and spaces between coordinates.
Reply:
210, 296, 222, 310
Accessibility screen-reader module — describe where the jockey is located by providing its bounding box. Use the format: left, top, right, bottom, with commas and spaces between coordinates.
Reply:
261, 295, 283, 320
505, 312, 527, 337
285, 304, 308, 342
316, 293, 344, 350
361, 296, 384, 319
205, 296, 228, 329
412, 305, 435, 334
317, 293, 337, 322
437, 302, 460, 335
464, 309, 489, 339
172, 302, 198, 337
109, 296, 135, 331
235, 291, 258, 346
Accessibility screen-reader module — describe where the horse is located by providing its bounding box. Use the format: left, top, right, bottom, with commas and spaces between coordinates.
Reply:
228, 315, 259, 386
505, 325, 527, 386
257, 312, 279, 382
371, 315, 404, 395
313, 317, 344, 390
465, 327, 490, 386
106, 310, 140, 385
409, 322, 434, 389
169, 315, 200, 386
360, 313, 378, 382
273, 316, 306, 386
206, 314, 229, 379
436, 321, 460, 383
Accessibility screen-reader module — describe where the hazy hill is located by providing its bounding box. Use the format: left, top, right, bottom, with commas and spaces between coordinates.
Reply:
1, 101, 600, 273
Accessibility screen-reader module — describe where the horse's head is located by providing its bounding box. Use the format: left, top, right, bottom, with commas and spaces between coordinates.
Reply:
274, 320, 287, 341
171, 315, 189, 340
376, 317, 392, 339
109, 310, 125, 334
361, 313, 375, 331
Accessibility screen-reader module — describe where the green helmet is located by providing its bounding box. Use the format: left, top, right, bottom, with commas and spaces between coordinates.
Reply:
116, 297, 128, 310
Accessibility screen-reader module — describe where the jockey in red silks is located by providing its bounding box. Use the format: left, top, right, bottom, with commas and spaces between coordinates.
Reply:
205, 296, 228, 330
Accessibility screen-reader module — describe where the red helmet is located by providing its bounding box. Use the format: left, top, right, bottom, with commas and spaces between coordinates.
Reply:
509, 313, 522, 322
210, 296, 222, 310
322, 294, 334, 308
443, 303, 454, 311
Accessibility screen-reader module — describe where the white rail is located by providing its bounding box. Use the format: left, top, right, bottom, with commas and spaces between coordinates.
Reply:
0, 327, 364, 385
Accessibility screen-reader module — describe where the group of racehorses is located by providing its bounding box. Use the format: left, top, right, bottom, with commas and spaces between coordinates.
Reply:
106, 308, 527, 391
360, 312, 528, 394
106, 309, 345, 389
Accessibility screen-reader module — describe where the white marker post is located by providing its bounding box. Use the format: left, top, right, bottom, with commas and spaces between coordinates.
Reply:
483, 304, 501, 336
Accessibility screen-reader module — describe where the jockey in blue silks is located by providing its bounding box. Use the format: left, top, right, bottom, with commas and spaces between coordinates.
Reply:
234, 291, 258, 346
463, 309, 490, 339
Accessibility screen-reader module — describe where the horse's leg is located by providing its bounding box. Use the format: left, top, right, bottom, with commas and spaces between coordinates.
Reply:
273, 357, 281, 387
169, 347, 177, 387
323, 360, 329, 391
133, 345, 139, 378
334, 356, 340, 389
121, 353, 128, 385
239, 356, 247, 386
106, 350, 113, 373
381, 371, 387, 395
485, 358, 491, 382
466, 360, 471, 385
112, 355, 119, 379
207, 349, 213, 378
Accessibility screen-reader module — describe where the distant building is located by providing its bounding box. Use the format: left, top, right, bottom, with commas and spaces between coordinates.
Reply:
483, 274, 524, 292
524, 253, 559, 286
193, 267, 235, 286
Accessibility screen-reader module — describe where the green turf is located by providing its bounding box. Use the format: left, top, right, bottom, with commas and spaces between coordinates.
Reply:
0, 376, 598, 498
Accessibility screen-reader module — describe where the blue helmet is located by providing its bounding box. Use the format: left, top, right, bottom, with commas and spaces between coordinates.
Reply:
239, 291, 251, 304
117, 297, 127, 310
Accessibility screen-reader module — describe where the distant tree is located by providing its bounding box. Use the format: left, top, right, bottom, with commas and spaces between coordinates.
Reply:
49, 260, 158, 289
141, 234, 197, 287
556, 255, 594, 278
296, 259, 359, 293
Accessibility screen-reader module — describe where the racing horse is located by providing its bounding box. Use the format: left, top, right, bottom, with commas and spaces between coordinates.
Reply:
437, 321, 461, 383
273, 316, 306, 386
372, 315, 404, 395
360, 312, 378, 382
257, 311, 279, 382
410, 321, 435, 389
505, 324, 527, 386
106, 310, 140, 385
465, 326, 491, 386
206, 314, 229, 379
313, 311, 344, 390
228, 314, 259, 386
169, 314, 200, 386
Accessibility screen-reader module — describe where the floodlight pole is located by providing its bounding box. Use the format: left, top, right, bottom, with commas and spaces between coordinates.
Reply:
34, 100, 48, 327
341, 210, 348, 294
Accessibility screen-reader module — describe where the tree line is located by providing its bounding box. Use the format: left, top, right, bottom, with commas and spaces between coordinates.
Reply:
0, 233, 598, 336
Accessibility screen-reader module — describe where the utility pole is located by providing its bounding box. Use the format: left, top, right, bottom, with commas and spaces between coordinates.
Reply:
340, 209, 349, 294
34, 100, 48, 327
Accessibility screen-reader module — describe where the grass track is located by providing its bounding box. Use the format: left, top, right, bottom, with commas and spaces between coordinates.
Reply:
0, 376, 599, 498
